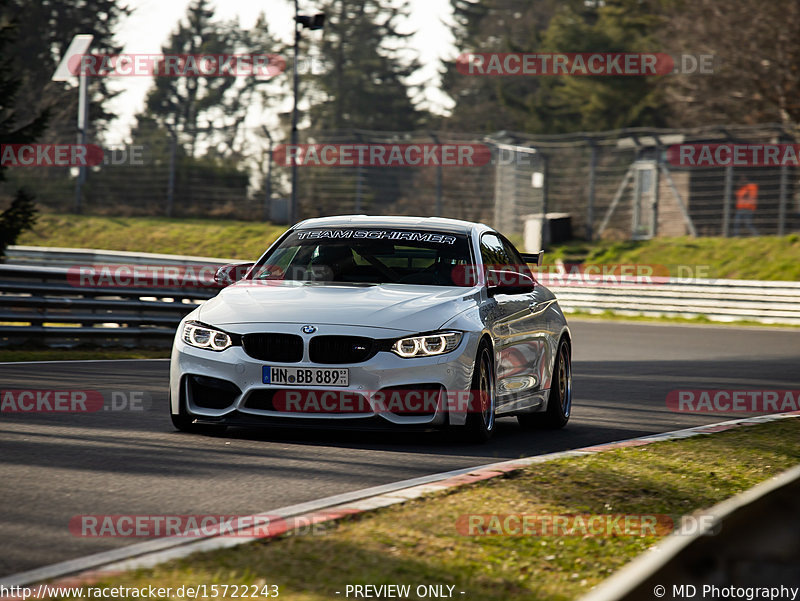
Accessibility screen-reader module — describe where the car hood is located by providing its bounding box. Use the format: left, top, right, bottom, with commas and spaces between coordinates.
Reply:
198, 281, 479, 332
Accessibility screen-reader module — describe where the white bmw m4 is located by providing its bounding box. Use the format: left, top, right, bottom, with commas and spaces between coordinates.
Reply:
170, 215, 572, 442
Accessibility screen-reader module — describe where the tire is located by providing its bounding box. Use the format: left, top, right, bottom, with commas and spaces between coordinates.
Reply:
462, 341, 496, 443
170, 394, 227, 435
517, 337, 571, 430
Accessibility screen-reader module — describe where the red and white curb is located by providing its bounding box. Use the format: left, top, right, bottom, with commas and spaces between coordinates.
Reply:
2, 410, 798, 597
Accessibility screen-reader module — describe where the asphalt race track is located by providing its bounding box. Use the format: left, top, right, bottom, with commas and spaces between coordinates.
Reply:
2, 320, 799, 577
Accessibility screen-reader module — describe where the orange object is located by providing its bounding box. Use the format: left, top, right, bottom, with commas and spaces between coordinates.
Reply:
736, 182, 758, 210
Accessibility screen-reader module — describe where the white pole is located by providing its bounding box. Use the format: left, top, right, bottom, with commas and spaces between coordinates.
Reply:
74, 68, 88, 213
54, 35, 94, 213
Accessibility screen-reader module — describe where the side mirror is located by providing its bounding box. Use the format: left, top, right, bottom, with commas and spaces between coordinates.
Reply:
487, 269, 535, 296
214, 262, 254, 287
520, 251, 543, 266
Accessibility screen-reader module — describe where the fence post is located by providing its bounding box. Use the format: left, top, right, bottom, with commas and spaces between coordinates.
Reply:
722, 163, 733, 237
598, 164, 634, 237
354, 130, 363, 213
541, 153, 549, 249
660, 164, 697, 237
355, 165, 363, 214
492, 143, 503, 233
166, 132, 177, 218
436, 163, 443, 217
264, 141, 273, 222
653, 153, 661, 238
430, 132, 442, 216
586, 141, 598, 241
778, 161, 788, 235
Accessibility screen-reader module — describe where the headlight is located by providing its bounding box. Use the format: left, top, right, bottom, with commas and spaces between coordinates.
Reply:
391, 331, 462, 358
182, 321, 233, 351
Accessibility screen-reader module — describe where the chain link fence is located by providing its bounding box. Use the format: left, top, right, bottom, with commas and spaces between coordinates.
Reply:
508, 125, 800, 240
3, 124, 799, 244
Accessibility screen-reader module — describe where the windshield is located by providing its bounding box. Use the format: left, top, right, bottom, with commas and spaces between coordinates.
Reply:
250, 228, 473, 286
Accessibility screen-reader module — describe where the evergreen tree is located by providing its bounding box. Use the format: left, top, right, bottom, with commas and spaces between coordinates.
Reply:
0, 189, 38, 260
307, 0, 423, 131
0, 0, 46, 259
531, 0, 669, 133
8, 0, 131, 140
441, 0, 581, 132
142, 0, 280, 158
287, 0, 427, 216
441, 0, 670, 134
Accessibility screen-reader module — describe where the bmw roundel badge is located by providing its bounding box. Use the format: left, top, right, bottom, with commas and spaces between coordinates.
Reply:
302, 325, 317, 334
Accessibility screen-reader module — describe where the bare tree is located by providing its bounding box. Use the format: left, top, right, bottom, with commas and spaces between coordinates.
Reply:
660, 0, 800, 131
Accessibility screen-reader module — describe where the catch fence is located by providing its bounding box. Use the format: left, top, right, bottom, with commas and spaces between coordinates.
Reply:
3, 124, 799, 244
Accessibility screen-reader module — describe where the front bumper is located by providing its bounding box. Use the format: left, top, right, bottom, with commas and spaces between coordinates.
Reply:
170, 324, 479, 428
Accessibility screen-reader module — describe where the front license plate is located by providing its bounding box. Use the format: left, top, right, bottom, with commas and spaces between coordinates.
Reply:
263, 366, 349, 387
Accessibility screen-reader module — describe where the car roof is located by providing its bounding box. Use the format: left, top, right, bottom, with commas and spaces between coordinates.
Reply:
294, 215, 492, 235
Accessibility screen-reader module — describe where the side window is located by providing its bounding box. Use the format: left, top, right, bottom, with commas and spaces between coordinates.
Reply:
499, 235, 535, 281
480, 233, 535, 290
480, 233, 511, 267
478, 233, 513, 288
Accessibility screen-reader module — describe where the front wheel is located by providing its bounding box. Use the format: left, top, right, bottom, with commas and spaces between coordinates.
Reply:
462, 342, 496, 443
518, 337, 571, 430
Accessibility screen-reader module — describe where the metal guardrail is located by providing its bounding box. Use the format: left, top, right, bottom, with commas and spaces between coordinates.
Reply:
0, 263, 218, 348
1, 246, 799, 348
550, 277, 800, 325
5, 245, 236, 268
0, 246, 240, 347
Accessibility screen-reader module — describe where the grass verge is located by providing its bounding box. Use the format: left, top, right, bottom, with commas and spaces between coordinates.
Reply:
544, 235, 800, 281
13, 215, 800, 280
16, 214, 287, 260
0, 348, 169, 362
60, 418, 800, 601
